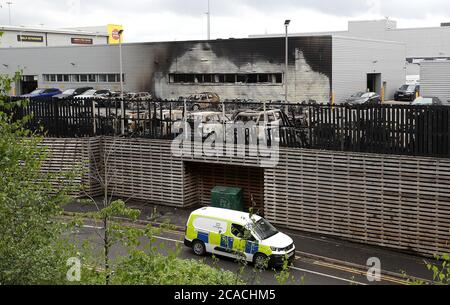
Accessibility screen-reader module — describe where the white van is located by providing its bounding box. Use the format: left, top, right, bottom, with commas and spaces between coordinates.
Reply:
184, 207, 296, 268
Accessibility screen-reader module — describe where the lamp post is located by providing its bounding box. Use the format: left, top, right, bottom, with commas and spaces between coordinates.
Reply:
284, 19, 290, 110
206, 0, 211, 40
118, 29, 125, 135
6, 2, 12, 25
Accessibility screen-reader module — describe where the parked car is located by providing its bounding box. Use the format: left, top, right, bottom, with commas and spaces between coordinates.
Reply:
53, 87, 94, 99
73, 89, 97, 99
394, 84, 420, 102
344, 92, 381, 105
411, 96, 444, 106
74, 89, 112, 100
184, 207, 296, 268
20, 88, 61, 98
184, 92, 221, 111
128, 92, 152, 101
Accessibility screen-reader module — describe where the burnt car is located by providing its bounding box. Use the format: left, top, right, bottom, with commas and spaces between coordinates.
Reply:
183, 92, 221, 111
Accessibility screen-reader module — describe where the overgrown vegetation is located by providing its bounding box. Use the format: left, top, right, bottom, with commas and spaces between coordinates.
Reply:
0, 74, 76, 284
426, 253, 450, 285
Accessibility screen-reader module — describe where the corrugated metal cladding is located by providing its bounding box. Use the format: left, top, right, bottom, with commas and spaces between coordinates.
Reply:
420, 61, 450, 103
0, 37, 332, 102
332, 36, 406, 103
0, 35, 406, 102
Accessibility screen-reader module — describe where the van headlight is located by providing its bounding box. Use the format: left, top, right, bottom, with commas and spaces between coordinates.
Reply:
270, 246, 281, 252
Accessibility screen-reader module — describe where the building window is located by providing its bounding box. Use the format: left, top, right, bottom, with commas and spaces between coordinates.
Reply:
258, 74, 269, 83
71, 75, 80, 82
107, 74, 117, 82
169, 73, 282, 84
43, 73, 124, 83
98, 74, 107, 82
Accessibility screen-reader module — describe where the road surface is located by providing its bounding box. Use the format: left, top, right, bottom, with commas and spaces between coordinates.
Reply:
69, 221, 423, 285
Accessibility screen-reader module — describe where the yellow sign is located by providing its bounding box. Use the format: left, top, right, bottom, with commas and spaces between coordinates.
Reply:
107, 24, 124, 44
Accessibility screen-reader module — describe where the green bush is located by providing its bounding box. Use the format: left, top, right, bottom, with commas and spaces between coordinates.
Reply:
110, 250, 243, 285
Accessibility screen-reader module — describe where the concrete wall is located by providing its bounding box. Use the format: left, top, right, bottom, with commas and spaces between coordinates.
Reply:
332, 36, 406, 102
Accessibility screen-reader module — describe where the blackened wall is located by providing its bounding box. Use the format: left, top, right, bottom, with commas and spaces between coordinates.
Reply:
156, 36, 332, 102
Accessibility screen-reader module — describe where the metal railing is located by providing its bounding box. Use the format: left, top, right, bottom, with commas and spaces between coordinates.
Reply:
4, 97, 450, 158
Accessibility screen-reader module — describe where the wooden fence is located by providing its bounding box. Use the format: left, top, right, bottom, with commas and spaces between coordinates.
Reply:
41, 137, 450, 256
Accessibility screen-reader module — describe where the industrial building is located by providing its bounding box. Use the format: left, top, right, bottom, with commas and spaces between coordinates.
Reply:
0, 24, 123, 48
420, 60, 450, 103
0, 35, 405, 102
251, 19, 450, 79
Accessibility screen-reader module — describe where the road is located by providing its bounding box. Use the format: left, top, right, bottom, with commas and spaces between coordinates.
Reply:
69, 221, 420, 285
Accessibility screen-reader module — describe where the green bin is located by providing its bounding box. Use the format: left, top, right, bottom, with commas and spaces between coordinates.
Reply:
210, 186, 244, 212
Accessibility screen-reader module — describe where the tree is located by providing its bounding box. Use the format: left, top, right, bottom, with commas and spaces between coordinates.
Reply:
0, 74, 77, 284
426, 253, 450, 285
77, 136, 243, 285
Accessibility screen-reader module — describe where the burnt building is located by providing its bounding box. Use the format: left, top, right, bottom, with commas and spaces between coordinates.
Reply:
0, 35, 405, 103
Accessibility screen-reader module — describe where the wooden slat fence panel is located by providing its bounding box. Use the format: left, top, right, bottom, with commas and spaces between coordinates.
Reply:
265, 148, 450, 256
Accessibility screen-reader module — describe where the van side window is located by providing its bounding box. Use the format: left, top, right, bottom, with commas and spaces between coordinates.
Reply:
231, 224, 255, 241
231, 224, 245, 239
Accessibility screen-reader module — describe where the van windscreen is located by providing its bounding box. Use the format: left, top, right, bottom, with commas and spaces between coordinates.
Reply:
251, 219, 278, 240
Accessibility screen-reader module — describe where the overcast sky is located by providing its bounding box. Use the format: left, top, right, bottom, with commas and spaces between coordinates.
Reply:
1, 0, 449, 42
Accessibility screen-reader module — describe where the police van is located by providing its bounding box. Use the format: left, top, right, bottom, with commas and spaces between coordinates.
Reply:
184, 207, 295, 268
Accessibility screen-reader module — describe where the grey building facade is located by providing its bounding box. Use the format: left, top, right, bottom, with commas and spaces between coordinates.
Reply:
420, 61, 450, 103
251, 19, 450, 78
0, 35, 405, 103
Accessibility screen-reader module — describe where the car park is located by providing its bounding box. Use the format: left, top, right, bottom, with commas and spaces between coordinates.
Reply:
53, 87, 94, 99
344, 92, 381, 105
20, 88, 61, 98
184, 207, 295, 268
394, 84, 420, 102
411, 96, 444, 106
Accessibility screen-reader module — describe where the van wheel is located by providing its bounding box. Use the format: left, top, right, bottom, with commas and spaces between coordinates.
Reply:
192, 104, 200, 111
253, 253, 268, 269
192, 240, 206, 256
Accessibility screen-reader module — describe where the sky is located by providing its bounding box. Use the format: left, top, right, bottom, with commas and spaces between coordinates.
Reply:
0, 0, 449, 42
